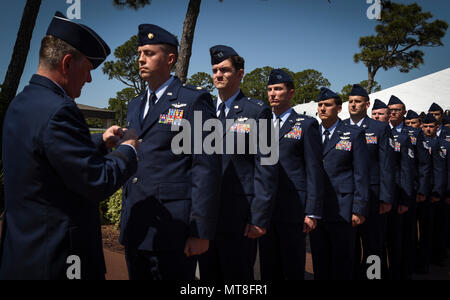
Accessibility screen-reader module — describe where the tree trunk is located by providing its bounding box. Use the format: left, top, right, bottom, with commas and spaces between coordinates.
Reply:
0, 0, 42, 212
366, 70, 376, 94
0, 0, 42, 116
175, 0, 201, 83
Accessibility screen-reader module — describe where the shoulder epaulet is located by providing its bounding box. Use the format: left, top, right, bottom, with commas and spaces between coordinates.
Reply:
182, 83, 207, 92
246, 97, 266, 108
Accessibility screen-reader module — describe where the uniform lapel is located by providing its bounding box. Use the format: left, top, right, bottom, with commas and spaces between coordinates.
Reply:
323, 120, 343, 156
279, 110, 298, 141
139, 78, 182, 139
127, 94, 145, 134
223, 92, 244, 136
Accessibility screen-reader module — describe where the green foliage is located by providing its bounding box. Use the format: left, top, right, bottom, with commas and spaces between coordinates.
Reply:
85, 118, 105, 129
291, 69, 330, 105
112, 0, 151, 10
241, 66, 273, 104
241, 67, 330, 106
102, 35, 146, 95
187, 72, 215, 93
354, 2, 448, 93
108, 87, 136, 126
100, 188, 123, 229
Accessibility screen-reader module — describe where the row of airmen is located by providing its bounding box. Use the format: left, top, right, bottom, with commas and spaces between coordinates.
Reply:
1, 15, 449, 280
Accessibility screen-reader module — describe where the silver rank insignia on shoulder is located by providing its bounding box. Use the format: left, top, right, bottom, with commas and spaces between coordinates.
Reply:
172, 103, 187, 108
408, 148, 415, 159
236, 117, 249, 122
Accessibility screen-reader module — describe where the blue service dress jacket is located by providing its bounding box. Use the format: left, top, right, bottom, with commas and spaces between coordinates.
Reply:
391, 131, 415, 208
119, 77, 221, 252
0, 74, 137, 280
213, 91, 278, 233
320, 120, 370, 222
343, 117, 395, 204
400, 125, 432, 197
273, 111, 324, 221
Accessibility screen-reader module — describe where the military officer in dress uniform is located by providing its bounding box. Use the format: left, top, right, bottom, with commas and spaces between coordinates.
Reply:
309, 87, 369, 280
387, 95, 432, 276
428, 103, 450, 141
198, 45, 277, 280
344, 85, 395, 280
0, 12, 139, 280
421, 114, 448, 267
119, 24, 221, 280
405, 110, 422, 129
258, 69, 324, 280
371, 99, 391, 123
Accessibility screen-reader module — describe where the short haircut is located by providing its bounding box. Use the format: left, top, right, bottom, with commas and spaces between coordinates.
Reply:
228, 55, 245, 71
160, 43, 178, 67
39, 35, 83, 70
333, 96, 343, 106
284, 81, 295, 91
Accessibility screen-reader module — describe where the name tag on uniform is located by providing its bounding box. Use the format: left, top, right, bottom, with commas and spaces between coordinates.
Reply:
285, 126, 302, 140
336, 140, 352, 151
230, 123, 250, 134
159, 109, 184, 126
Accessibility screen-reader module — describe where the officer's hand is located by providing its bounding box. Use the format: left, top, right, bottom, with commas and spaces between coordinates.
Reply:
431, 196, 440, 203
352, 214, 365, 227
397, 205, 409, 215
184, 237, 209, 257
103, 125, 124, 149
380, 202, 392, 215
244, 224, 267, 239
416, 194, 426, 203
119, 128, 140, 151
303, 217, 317, 233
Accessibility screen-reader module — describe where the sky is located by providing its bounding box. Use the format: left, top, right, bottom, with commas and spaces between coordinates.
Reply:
1, 0, 450, 109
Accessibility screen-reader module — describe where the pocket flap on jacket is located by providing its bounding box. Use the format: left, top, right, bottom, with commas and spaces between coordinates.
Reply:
158, 183, 191, 201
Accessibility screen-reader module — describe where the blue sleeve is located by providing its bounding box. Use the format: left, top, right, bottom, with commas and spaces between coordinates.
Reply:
379, 125, 395, 204
400, 138, 415, 207
352, 129, 370, 217
188, 92, 222, 240
416, 131, 432, 196
250, 106, 278, 228
303, 118, 325, 217
43, 103, 138, 203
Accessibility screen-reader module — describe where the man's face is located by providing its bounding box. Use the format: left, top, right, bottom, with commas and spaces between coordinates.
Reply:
422, 123, 437, 138
348, 96, 370, 118
65, 55, 92, 99
429, 111, 443, 124
212, 59, 243, 92
268, 83, 294, 110
371, 108, 390, 123
388, 104, 406, 123
138, 44, 173, 82
318, 98, 341, 122
405, 118, 421, 129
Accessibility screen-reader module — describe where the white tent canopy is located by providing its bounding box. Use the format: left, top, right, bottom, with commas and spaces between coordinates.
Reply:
293, 67, 450, 121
